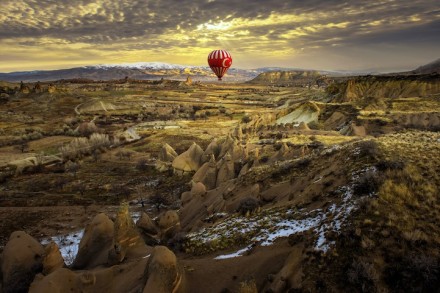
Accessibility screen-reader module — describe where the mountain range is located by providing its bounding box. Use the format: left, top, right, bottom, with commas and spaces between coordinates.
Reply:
0, 59, 438, 83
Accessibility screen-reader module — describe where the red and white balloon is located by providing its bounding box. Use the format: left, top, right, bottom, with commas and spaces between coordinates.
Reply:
207, 49, 232, 81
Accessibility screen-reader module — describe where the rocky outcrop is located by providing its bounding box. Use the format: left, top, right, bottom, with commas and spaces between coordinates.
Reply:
276, 102, 320, 125
172, 143, 204, 174
327, 75, 440, 105
72, 213, 114, 269
1, 231, 44, 293
249, 71, 322, 86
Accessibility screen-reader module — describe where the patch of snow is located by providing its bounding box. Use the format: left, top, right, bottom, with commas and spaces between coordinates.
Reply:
41, 230, 84, 266
214, 245, 252, 260
86, 62, 203, 70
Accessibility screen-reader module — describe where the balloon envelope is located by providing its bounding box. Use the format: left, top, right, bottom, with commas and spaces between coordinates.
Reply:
207, 49, 232, 81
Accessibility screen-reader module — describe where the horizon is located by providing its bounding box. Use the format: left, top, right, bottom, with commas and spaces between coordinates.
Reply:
1, 60, 429, 75
1, 0, 439, 73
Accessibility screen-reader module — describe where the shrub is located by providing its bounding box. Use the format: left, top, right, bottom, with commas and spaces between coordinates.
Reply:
89, 133, 111, 149
136, 158, 148, 171
241, 115, 252, 123
237, 197, 260, 216
376, 160, 405, 171
353, 171, 382, 196
60, 137, 90, 160
347, 259, 379, 292
384, 254, 440, 292
357, 140, 379, 159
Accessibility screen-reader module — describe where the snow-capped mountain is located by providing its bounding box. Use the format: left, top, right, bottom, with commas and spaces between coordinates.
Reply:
85, 62, 202, 70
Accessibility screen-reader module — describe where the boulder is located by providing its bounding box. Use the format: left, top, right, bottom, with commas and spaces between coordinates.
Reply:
1, 231, 44, 293
136, 212, 158, 235
157, 211, 181, 242
42, 242, 65, 275
172, 143, 204, 174
143, 246, 183, 293
72, 213, 114, 269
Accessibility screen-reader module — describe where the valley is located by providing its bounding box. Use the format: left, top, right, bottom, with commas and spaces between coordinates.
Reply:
0, 72, 440, 292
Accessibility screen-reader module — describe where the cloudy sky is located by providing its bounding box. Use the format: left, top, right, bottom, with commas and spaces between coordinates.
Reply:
1, 0, 439, 72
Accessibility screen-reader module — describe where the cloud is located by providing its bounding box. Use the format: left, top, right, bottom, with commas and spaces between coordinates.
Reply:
0, 0, 439, 71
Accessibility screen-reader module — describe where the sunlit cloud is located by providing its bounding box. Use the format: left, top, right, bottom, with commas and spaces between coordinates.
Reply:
0, 0, 438, 72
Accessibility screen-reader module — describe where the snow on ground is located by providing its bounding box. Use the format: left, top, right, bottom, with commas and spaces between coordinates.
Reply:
41, 230, 84, 266
214, 245, 253, 260
188, 178, 366, 259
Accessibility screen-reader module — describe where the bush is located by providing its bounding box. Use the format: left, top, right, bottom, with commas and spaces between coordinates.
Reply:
347, 259, 379, 292
384, 254, 440, 292
376, 160, 405, 171
89, 133, 111, 149
136, 158, 148, 171
353, 171, 382, 196
241, 115, 252, 123
357, 140, 379, 159
60, 137, 90, 160
237, 197, 260, 215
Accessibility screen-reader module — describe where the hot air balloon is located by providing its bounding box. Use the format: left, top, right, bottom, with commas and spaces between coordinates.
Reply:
207, 49, 232, 81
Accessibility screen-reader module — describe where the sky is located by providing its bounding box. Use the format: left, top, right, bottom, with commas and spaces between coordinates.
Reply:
0, 0, 439, 73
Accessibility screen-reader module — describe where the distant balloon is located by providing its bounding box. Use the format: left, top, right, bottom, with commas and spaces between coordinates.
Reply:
207, 49, 232, 81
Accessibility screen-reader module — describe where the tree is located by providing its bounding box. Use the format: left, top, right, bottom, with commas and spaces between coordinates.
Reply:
14, 140, 29, 153
148, 193, 170, 212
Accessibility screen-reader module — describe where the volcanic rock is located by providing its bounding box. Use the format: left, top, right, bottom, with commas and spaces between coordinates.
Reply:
172, 142, 204, 174
159, 143, 178, 162
1, 231, 44, 293
42, 242, 65, 275
143, 246, 183, 293
72, 213, 114, 269
216, 152, 235, 187
192, 154, 218, 190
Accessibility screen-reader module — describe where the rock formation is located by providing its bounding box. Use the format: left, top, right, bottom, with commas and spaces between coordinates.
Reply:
157, 210, 181, 242
143, 246, 183, 293
192, 154, 217, 190
109, 204, 145, 265
172, 142, 204, 174
216, 152, 235, 187
1, 231, 44, 293
159, 143, 178, 162
72, 213, 114, 269
42, 242, 65, 275
202, 139, 220, 162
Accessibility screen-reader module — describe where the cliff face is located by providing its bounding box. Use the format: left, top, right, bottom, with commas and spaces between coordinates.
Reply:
327, 75, 440, 104
249, 70, 322, 86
